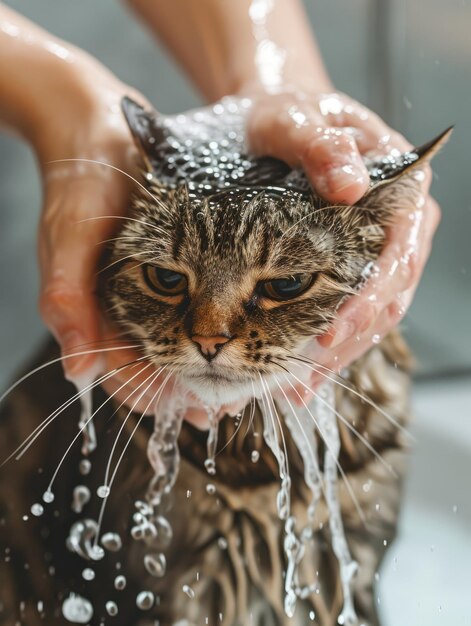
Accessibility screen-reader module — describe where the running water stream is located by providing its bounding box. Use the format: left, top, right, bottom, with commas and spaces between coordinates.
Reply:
54, 367, 357, 624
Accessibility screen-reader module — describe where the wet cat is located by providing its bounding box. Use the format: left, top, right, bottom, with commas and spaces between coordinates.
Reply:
0, 97, 449, 626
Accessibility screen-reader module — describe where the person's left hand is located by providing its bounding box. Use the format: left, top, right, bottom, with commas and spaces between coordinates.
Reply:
245, 90, 441, 385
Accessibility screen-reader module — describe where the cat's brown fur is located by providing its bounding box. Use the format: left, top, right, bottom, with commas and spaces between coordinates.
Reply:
0, 99, 448, 625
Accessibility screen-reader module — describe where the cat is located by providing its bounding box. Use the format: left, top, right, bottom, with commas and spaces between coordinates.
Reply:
0, 96, 449, 626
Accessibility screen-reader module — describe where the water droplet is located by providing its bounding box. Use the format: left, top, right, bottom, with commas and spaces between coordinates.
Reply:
205, 483, 216, 495
309, 610, 315, 621
42, 490, 54, 504
182, 584, 195, 599
72, 485, 90, 514
144, 553, 166, 577
114, 575, 126, 590
31, 503, 44, 517
106, 601, 118, 616
251, 450, 260, 463
372, 334, 382, 344
204, 459, 216, 475
79, 459, 91, 475
62, 593, 93, 624
97, 485, 110, 499
82, 568, 95, 581
217, 537, 228, 550
186, 490, 192, 498
22, 515, 29, 521
136, 591, 154, 610
101, 532, 122, 552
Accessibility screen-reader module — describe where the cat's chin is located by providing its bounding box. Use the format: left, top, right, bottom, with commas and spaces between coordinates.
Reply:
178, 373, 254, 411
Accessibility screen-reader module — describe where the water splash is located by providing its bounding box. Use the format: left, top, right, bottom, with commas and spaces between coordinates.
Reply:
67, 519, 104, 561
313, 383, 358, 625
130, 393, 185, 585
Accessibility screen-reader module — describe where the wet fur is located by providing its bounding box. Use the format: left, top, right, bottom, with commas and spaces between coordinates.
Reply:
0, 101, 447, 625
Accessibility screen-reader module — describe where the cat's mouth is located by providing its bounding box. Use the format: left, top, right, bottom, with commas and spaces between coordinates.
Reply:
185, 370, 240, 384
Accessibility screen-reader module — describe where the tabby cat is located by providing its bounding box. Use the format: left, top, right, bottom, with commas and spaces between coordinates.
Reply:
0, 97, 449, 626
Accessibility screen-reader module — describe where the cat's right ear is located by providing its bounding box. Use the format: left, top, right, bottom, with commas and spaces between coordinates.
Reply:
121, 96, 162, 173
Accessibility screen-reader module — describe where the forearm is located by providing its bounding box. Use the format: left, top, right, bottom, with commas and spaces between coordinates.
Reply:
125, 0, 333, 100
0, 4, 122, 153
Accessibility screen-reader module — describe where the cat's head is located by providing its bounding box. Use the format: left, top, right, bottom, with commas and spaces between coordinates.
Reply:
101, 97, 449, 406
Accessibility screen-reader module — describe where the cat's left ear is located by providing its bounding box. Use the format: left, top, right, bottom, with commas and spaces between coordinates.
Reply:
360, 126, 453, 217
367, 126, 453, 192
121, 96, 164, 173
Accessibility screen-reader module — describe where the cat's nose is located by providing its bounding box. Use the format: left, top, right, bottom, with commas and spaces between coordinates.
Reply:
191, 334, 232, 361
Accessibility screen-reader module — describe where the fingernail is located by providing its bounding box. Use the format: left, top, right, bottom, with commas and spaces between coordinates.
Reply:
60, 330, 90, 376
329, 319, 357, 349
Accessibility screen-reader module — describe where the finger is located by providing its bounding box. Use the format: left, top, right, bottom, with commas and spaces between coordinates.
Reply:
247, 99, 370, 204
300, 128, 371, 204
39, 173, 129, 377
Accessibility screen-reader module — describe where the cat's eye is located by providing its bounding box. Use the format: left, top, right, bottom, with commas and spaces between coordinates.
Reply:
259, 274, 314, 301
143, 265, 188, 296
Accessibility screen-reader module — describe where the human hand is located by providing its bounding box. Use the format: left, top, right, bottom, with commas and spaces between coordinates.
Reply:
245, 90, 440, 382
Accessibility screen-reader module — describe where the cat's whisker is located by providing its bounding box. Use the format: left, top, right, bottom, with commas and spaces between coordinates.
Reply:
98, 234, 163, 248
101, 366, 166, 490
46, 362, 154, 492
99, 251, 148, 275
280, 368, 397, 478
47, 158, 172, 217
216, 408, 245, 456
79, 215, 168, 236
0, 344, 142, 405
8, 357, 151, 464
284, 351, 413, 441
258, 374, 292, 497
243, 388, 257, 439
280, 374, 367, 526
94, 369, 172, 540
271, 374, 326, 500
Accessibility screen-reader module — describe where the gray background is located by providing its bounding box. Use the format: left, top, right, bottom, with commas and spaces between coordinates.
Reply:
0, 0, 470, 385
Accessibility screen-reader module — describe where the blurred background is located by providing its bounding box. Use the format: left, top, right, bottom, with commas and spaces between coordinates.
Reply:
0, 1, 469, 624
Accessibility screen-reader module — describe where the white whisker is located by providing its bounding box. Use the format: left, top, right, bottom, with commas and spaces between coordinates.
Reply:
46, 362, 153, 491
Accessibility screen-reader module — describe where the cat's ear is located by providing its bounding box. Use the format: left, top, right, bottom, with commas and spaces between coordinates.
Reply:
361, 126, 453, 218
367, 126, 453, 192
121, 96, 164, 173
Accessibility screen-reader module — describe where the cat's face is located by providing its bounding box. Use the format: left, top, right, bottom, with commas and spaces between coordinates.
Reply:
101, 98, 445, 405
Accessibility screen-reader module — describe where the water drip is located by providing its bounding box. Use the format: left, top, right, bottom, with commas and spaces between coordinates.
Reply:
114, 575, 126, 590
62, 593, 93, 624
67, 519, 104, 561
144, 553, 166, 577
71, 485, 91, 514
101, 532, 122, 552
136, 591, 154, 610
105, 601, 118, 616
204, 407, 219, 475
313, 383, 358, 625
